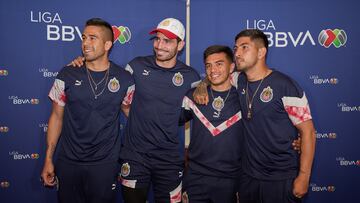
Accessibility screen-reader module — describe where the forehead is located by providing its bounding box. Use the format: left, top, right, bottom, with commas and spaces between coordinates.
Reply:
235, 36, 253, 45
206, 52, 230, 63
83, 25, 103, 35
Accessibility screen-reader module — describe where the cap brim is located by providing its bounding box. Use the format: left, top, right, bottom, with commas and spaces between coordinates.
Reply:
149, 28, 178, 39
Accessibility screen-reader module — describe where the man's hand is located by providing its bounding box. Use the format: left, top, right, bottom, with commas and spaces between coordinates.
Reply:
193, 78, 210, 105
292, 137, 301, 153
67, 56, 85, 67
41, 160, 56, 187
292, 172, 310, 199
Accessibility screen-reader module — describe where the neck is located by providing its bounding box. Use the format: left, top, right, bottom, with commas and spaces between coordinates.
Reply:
210, 81, 232, 92
86, 57, 110, 72
245, 65, 271, 82
155, 56, 177, 69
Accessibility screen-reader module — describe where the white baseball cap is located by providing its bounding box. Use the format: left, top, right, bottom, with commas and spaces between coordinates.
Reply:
149, 18, 185, 41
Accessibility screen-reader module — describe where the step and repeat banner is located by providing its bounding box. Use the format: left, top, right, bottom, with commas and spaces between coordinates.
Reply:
0, 0, 186, 202
1, 0, 359, 202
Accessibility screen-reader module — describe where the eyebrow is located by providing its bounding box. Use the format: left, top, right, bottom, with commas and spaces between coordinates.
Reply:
82, 34, 98, 38
205, 59, 225, 65
236, 42, 249, 46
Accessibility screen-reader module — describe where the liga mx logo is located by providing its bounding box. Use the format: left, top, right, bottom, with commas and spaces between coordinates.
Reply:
1, 181, 10, 188
0, 69, 8, 76
0, 126, 10, 133
112, 25, 131, 44
318, 29, 347, 48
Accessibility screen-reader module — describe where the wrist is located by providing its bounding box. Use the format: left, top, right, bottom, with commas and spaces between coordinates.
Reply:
298, 170, 311, 178
45, 157, 53, 163
203, 77, 210, 86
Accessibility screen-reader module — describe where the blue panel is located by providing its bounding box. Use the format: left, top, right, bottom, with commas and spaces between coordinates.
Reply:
0, 0, 185, 202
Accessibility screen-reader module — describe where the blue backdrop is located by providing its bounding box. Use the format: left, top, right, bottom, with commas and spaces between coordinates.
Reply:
1, 0, 359, 202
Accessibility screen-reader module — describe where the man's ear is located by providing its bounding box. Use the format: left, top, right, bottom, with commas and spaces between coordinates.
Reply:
258, 47, 267, 60
177, 40, 185, 52
104, 41, 113, 51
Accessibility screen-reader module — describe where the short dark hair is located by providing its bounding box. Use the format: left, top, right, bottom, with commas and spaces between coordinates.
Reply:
203, 45, 234, 63
85, 18, 114, 42
234, 29, 269, 52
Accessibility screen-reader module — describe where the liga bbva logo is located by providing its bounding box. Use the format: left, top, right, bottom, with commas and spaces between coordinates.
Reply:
246, 20, 346, 48
310, 183, 336, 192
337, 103, 360, 112
315, 131, 337, 139
30, 11, 131, 44
309, 75, 339, 85
336, 157, 360, 167
39, 123, 48, 133
9, 151, 40, 160
8, 96, 39, 105
39, 68, 58, 78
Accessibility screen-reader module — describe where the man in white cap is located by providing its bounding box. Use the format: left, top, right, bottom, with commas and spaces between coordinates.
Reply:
69, 17, 200, 203
119, 17, 200, 203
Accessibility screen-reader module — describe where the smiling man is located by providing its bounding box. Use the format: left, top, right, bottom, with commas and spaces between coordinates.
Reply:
180, 45, 243, 203
118, 18, 200, 203
41, 18, 135, 203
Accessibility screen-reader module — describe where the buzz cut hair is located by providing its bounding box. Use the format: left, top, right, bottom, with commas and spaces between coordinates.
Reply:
234, 29, 269, 52
85, 18, 114, 42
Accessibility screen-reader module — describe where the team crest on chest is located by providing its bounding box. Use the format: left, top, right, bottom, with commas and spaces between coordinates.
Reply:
260, 86, 273, 102
212, 96, 225, 112
121, 163, 130, 177
172, 72, 184, 86
108, 77, 120, 93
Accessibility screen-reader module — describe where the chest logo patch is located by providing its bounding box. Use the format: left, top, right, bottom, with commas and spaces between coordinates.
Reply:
212, 96, 225, 112
260, 86, 273, 102
172, 72, 184, 87
121, 163, 130, 177
108, 77, 120, 93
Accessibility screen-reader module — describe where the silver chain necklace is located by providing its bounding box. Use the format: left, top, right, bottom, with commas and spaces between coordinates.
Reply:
210, 87, 231, 118
86, 67, 109, 90
245, 76, 265, 119
86, 67, 110, 99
